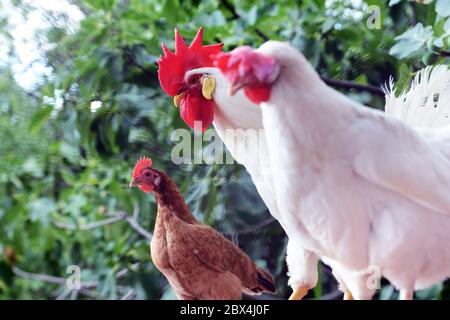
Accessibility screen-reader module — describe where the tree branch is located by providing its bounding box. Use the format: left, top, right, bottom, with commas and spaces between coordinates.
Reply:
56, 288, 72, 300
53, 214, 127, 231
53, 206, 153, 241
78, 289, 100, 299
254, 29, 269, 42
220, 0, 269, 42
321, 77, 384, 96
125, 215, 153, 240
225, 217, 278, 238
320, 289, 343, 300
12, 266, 98, 289
225, 217, 279, 246
70, 288, 79, 300
120, 289, 137, 300
12, 264, 140, 300
244, 293, 283, 300
438, 49, 450, 57
220, 0, 239, 19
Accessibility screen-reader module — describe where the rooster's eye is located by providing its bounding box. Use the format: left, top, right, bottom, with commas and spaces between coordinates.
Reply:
189, 76, 199, 84
145, 172, 151, 177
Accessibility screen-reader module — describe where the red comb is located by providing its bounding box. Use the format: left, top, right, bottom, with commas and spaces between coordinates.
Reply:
157, 27, 223, 96
132, 156, 152, 179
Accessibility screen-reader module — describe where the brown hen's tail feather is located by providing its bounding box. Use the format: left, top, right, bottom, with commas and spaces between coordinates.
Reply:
254, 268, 276, 294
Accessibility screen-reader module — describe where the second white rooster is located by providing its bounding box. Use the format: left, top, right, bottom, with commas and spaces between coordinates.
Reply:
215, 42, 450, 300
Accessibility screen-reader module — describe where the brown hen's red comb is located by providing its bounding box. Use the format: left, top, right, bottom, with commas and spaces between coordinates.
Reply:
132, 156, 152, 179
157, 27, 223, 96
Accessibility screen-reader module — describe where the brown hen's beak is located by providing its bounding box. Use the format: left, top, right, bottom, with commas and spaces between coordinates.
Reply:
129, 179, 138, 188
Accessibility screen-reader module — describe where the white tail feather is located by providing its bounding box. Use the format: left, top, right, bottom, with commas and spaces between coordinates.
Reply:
385, 65, 450, 129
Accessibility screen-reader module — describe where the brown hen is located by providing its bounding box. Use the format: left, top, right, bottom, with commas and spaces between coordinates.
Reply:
129, 157, 276, 300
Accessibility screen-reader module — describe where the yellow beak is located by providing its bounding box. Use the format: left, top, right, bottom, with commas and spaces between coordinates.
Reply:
173, 93, 184, 108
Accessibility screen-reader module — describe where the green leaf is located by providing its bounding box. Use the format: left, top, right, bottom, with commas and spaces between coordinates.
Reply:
395, 64, 411, 96
389, 0, 401, 6
199, 10, 226, 27
436, 0, 450, 17
389, 23, 433, 58
64, 194, 87, 217
29, 105, 53, 132
60, 142, 80, 165
22, 158, 44, 178
28, 198, 56, 227
204, 183, 217, 225
379, 285, 395, 300
85, 0, 116, 11
321, 19, 335, 34
160, 286, 177, 300
312, 263, 323, 298
416, 283, 443, 300
445, 17, 450, 32
240, 6, 258, 26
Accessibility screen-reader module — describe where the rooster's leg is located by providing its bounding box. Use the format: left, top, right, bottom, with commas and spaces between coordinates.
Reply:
288, 286, 309, 300
344, 290, 354, 300
399, 290, 413, 300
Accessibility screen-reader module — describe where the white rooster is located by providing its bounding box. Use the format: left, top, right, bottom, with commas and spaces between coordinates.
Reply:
158, 28, 322, 300
214, 41, 450, 300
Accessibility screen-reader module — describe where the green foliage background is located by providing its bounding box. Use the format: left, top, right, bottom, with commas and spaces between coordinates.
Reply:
0, 0, 449, 300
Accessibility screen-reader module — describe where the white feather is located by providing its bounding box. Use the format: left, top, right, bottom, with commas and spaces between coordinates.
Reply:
385, 65, 450, 129
286, 240, 318, 290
